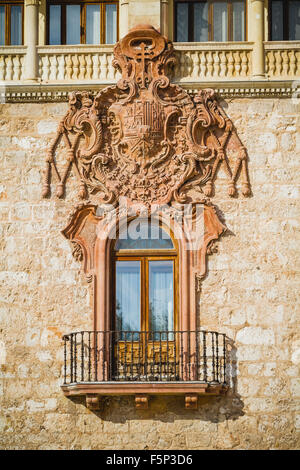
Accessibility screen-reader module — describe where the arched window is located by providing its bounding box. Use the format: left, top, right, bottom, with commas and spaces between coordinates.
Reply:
111, 220, 178, 380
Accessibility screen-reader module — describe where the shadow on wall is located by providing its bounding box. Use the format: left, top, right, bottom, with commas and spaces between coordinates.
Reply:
68, 337, 243, 424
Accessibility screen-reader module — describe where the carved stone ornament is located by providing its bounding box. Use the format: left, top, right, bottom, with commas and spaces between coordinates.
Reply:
42, 24, 251, 205
44, 26, 251, 338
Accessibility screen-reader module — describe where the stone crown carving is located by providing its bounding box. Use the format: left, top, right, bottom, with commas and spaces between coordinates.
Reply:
42, 25, 251, 206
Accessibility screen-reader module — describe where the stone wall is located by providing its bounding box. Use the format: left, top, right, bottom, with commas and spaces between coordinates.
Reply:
0, 97, 299, 449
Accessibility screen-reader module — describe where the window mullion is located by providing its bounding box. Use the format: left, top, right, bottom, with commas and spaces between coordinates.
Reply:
6, 5, 10, 46
285, 1, 289, 40
143, 257, 148, 334
101, 2, 104, 45
228, 0, 232, 41
61, 4, 66, 45
81, 3, 85, 44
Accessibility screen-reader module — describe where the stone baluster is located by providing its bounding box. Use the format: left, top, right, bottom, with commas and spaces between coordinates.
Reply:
192, 51, 199, 79
213, 51, 220, 77
86, 54, 92, 80
72, 55, 79, 80
79, 55, 86, 80
282, 50, 289, 77
100, 53, 108, 80
6, 56, 13, 80
58, 55, 65, 80
296, 51, 300, 76
66, 55, 72, 80
220, 51, 227, 78
275, 50, 282, 77
227, 51, 234, 78
92, 54, 99, 79
49, 54, 58, 81
241, 51, 248, 77
24, 0, 39, 81
107, 53, 115, 80
200, 52, 207, 78
289, 51, 296, 77
12, 55, 21, 80
0, 56, 5, 81
180, 52, 185, 78
41, 54, 50, 81
207, 51, 213, 77
234, 51, 241, 77
267, 51, 275, 77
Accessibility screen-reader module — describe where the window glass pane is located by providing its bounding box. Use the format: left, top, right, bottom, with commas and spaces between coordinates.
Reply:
194, 2, 209, 41
49, 5, 61, 45
0, 6, 5, 45
66, 5, 81, 44
289, 1, 300, 40
213, 2, 228, 41
105, 4, 117, 44
176, 3, 189, 42
115, 221, 174, 250
116, 261, 141, 336
86, 4, 101, 44
10, 5, 22, 45
149, 261, 174, 339
232, 1, 245, 41
271, 1, 283, 40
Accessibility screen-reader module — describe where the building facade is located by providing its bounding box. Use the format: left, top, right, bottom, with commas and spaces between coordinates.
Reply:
0, 0, 299, 450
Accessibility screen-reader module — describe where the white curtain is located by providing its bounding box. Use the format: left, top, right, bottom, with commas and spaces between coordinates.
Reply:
86, 5, 100, 44
232, 1, 245, 41
116, 261, 140, 337
213, 2, 228, 42
105, 4, 117, 44
10, 6, 22, 45
149, 261, 173, 339
66, 5, 81, 45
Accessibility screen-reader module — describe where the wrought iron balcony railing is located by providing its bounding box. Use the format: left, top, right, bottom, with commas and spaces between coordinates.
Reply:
62, 330, 227, 385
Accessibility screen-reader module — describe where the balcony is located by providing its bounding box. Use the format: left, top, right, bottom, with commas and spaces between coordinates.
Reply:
1, 41, 299, 102
61, 330, 229, 410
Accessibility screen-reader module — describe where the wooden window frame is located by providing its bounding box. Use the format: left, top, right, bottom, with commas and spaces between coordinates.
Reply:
46, 0, 119, 45
112, 248, 178, 335
269, 0, 300, 41
174, 0, 247, 42
0, 1, 24, 46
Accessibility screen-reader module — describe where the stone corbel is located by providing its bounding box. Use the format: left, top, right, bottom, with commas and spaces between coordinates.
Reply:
86, 394, 102, 411
135, 394, 149, 410
185, 394, 198, 409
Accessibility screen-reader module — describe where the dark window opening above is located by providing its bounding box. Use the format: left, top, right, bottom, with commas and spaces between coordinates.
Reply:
0, 1, 23, 46
174, 0, 246, 42
270, 0, 300, 40
47, 0, 118, 45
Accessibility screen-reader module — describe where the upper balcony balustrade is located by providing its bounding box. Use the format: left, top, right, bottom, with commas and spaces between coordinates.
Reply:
1, 41, 299, 99
61, 329, 230, 409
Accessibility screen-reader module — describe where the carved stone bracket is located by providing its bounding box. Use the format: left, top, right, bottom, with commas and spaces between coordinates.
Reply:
185, 394, 198, 410
86, 394, 102, 411
135, 394, 149, 410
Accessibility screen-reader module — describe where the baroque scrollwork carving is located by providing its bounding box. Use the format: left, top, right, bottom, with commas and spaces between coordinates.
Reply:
42, 25, 251, 206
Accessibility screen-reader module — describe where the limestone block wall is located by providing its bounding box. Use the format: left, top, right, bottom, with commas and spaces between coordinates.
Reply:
0, 97, 299, 449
